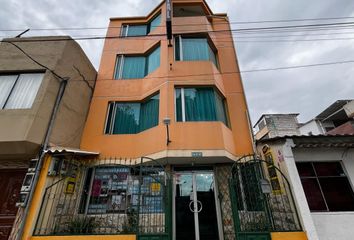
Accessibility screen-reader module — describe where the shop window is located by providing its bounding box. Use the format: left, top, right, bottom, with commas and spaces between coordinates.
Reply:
104, 93, 159, 134
174, 35, 218, 67
296, 162, 354, 211
79, 166, 164, 214
175, 87, 229, 127
0, 73, 43, 109
114, 45, 160, 79
120, 13, 161, 37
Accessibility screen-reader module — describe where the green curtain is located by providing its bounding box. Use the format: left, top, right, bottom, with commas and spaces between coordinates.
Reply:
182, 38, 209, 61
175, 89, 183, 121
184, 88, 216, 121
113, 103, 140, 134
175, 37, 181, 60
139, 94, 159, 132
149, 13, 161, 32
146, 46, 160, 75
122, 56, 146, 79
127, 25, 147, 36
215, 92, 228, 126
208, 45, 218, 67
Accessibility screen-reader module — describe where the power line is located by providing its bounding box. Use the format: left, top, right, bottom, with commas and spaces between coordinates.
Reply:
2, 16, 354, 32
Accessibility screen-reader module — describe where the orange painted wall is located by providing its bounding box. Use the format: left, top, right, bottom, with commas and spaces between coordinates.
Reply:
80, 0, 254, 159
271, 232, 308, 240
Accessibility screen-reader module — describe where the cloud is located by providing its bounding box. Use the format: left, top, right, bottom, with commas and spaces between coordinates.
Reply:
1, 0, 353, 125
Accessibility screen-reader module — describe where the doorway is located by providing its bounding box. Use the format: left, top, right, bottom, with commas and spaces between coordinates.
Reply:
174, 171, 220, 240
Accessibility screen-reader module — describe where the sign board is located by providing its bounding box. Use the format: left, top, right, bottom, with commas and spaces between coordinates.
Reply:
192, 152, 203, 157
166, 0, 172, 40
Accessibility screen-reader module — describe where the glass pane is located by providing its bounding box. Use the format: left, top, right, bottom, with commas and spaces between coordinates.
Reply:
104, 103, 114, 134
175, 88, 182, 121
113, 103, 140, 134
175, 173, 195, 240
114, 56, 122, 79
127, 25, 147, 36
209, 44, 218, 67
182, 38, 209, 61
0, 75, 17, 109
149, 13, 161, 32
215, 92, 228, 126
5, 73, 43, 109
196, 173, 219, 240
175, 37, 180, 61
121, 25, 128, 37
146, 46, 160, 75
184, 88, 216, 121
319, 177, 354, 211
296, 162, 316, 177
300, 178, 327, 211
139, 94, 159, 132
122, 56, 146, 79
314, 162, 345, 177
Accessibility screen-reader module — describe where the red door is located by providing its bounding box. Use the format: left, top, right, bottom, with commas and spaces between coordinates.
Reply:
0, 169, 27, 240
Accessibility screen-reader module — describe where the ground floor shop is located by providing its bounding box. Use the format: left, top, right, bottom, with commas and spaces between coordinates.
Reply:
20, 153, 307, 240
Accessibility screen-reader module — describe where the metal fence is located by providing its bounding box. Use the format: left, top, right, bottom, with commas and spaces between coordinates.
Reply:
34, 157, 172, 238
229, 155, 301, 239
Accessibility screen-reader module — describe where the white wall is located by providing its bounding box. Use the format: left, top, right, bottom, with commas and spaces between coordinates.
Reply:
293, 148, 354, 240
298, 120, 324, 135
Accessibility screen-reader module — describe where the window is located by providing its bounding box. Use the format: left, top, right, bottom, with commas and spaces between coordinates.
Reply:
175, 35, 218, 67
79, 166, 164, 214
0, 73, 43, 109
296, 162, 354, 211
175, 87, 229, 127
105, 93, 159, 134
120, 13, 161, 37
114, 45, 160, 79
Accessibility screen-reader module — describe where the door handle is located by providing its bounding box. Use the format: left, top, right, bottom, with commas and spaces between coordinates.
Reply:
189, 200, 203, 213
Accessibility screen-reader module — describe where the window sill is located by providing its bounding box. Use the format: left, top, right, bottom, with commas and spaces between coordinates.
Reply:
311, 211, 354, 215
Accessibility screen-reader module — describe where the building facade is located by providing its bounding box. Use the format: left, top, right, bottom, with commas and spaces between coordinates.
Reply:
19, 1, 307, 240
0, 36, 96, 239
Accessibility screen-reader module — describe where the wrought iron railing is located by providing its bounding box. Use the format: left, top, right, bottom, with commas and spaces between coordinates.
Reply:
34, 157, 172, 237
230, 155, 301, 235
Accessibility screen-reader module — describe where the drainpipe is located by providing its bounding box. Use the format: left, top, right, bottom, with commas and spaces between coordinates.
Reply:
16, 78, 68, 240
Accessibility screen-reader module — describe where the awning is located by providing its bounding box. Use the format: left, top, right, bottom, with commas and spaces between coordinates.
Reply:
45, 147, 99, 156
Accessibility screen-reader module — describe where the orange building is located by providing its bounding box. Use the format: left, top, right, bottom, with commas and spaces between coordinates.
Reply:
21, 1, 308, 240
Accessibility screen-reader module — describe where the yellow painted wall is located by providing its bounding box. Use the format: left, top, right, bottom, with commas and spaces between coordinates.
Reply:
31, 235, 136, 240
271, 232, 308, 240
22, 156, 51, 240
80, 0, 254, 159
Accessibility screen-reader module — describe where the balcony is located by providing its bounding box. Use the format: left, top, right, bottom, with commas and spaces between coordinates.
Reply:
172, 16, 213, 34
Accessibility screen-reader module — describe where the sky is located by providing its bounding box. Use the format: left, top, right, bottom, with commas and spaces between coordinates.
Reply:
1, 0, 354, 126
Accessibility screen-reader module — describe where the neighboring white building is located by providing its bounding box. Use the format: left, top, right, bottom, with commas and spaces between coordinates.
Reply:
257, 134, 354, 240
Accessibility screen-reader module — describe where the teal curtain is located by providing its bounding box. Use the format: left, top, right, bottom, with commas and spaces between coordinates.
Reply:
149, 13, 161, 32
122, 56, 146, 79
146, 46, 160, 75
208, 45, 218, 67
182, 38, 209, 61
127, 25, 147, 36
175, 89, 182, 121
139, 94, 159, 132
215, 92, 228, 126
113, 103, 140, 134
174, 37, 181, 60
184, 88, 216, 121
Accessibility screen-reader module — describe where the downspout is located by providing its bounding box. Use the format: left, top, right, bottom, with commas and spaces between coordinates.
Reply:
17, 78, 68, 240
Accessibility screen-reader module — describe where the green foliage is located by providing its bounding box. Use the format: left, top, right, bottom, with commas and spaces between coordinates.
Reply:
66, 216, 98, 234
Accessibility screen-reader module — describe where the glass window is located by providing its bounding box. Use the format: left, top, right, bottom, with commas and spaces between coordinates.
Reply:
121, 13, 161, 37
114, 46, 160, 80
296, 162, 354, 211
0, 73, 43, 109
80, 166, 164, 214
105, 93, 159, 135
175, 87, 229, 127
175, 36, 218, 67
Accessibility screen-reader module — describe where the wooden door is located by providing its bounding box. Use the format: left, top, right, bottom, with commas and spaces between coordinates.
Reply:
0, 169, 27, 240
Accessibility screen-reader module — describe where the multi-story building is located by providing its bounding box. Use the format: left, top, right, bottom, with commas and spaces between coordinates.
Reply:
254, 114, 300, 140
0, 36, 96, 240
19, 1, 307, 240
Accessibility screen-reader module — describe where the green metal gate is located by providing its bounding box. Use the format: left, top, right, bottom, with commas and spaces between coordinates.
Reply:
229, 155, 301, 240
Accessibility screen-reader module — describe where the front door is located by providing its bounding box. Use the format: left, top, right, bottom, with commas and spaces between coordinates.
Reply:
175, 171, 219, 240
0, 169, 27, 240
